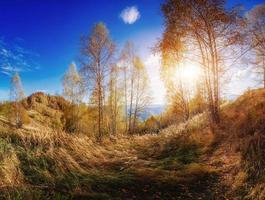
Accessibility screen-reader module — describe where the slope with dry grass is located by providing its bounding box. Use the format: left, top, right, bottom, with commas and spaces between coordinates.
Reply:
0, 110, 219, 199
0, 89, 264, 200
220, 88, 265, 199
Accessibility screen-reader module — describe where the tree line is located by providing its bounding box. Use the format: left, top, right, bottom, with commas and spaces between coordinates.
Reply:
4, 23, 151, 142
1, 0, 264, 139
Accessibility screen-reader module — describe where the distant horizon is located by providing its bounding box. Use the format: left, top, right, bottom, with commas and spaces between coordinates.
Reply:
0, 87, 259, 104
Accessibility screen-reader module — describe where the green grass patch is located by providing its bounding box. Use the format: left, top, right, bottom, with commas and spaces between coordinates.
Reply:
0, 138, 14, 161
17, 148, 57, 185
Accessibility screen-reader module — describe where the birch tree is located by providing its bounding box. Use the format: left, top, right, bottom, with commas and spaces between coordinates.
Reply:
107, 63, 121, 136
10, 72, 26, 128
120, 42, 135, 133
120, 43, 151, 133
63, 62, 84, 104
132, 56, 150, 132
80, 23, 115, 141
159, 0, 244, 124
247, 4, 265, 88
62, 62, 85, 133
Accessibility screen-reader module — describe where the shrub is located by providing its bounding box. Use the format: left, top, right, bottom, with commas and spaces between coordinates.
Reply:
62, 104, 82, 133
144, 116, 160, 133
7, 103, 30, 128
0, 102, 12, 116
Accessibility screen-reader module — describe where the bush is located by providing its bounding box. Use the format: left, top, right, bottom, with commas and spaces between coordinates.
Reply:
62, 104, 81, 133
144, 116, 160, 133
7, 103, 30, 128
0, 102, 12, 116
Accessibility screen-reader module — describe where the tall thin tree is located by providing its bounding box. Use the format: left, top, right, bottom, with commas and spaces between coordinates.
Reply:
63, 62, 84, 104
247, 4, 265, 88
62, 62, 85, 133
159, 0, 244, 124
10, 72, 25, 128
80, 23, 115, 141
120, 42, 135, 133
132, 56, 150, 132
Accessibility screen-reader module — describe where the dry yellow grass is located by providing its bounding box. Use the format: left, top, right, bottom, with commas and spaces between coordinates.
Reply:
0, 89, 264, 199
0, 139, 23, 187
0, 111, 211, 198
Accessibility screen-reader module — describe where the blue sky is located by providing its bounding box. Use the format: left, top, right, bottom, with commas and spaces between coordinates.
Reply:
0, 0, 264, 103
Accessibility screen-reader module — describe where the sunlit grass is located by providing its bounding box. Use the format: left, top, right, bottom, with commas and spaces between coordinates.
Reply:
0, 112, 218, 199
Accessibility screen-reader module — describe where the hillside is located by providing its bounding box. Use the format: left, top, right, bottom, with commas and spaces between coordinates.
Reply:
0, 89, 264, 199
22, 92, 69, 129
0, 92, 68, 131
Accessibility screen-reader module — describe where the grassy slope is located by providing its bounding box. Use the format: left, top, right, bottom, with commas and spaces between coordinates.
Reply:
0, 114, 218, 199
0, 89, 264, 200
220, 88, 265, 199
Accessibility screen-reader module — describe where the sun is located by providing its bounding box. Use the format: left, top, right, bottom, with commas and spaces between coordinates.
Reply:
143, 54, 202, 104
174, 61, 202, 88
182, 62, 202, 82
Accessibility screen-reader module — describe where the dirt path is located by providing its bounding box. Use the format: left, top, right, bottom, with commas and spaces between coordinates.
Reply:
201, 139, 241, 199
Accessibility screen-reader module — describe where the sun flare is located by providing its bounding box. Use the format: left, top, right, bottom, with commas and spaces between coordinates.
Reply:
174, 61, 202, 87
182, 63, 201, 82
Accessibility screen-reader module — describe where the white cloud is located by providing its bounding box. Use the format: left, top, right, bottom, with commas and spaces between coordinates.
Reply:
120, 6, 140, 24
0, 37, 39, 76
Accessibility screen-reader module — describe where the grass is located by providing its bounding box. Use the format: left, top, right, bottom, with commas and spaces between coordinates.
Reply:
0, 116, 220, 199
222, 89, 265, 181
1, 89, 265, 199
3, 89, 265, 199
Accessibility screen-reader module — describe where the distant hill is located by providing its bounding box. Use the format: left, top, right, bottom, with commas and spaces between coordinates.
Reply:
0, 92, 166, 132
24, 92, 165, 121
